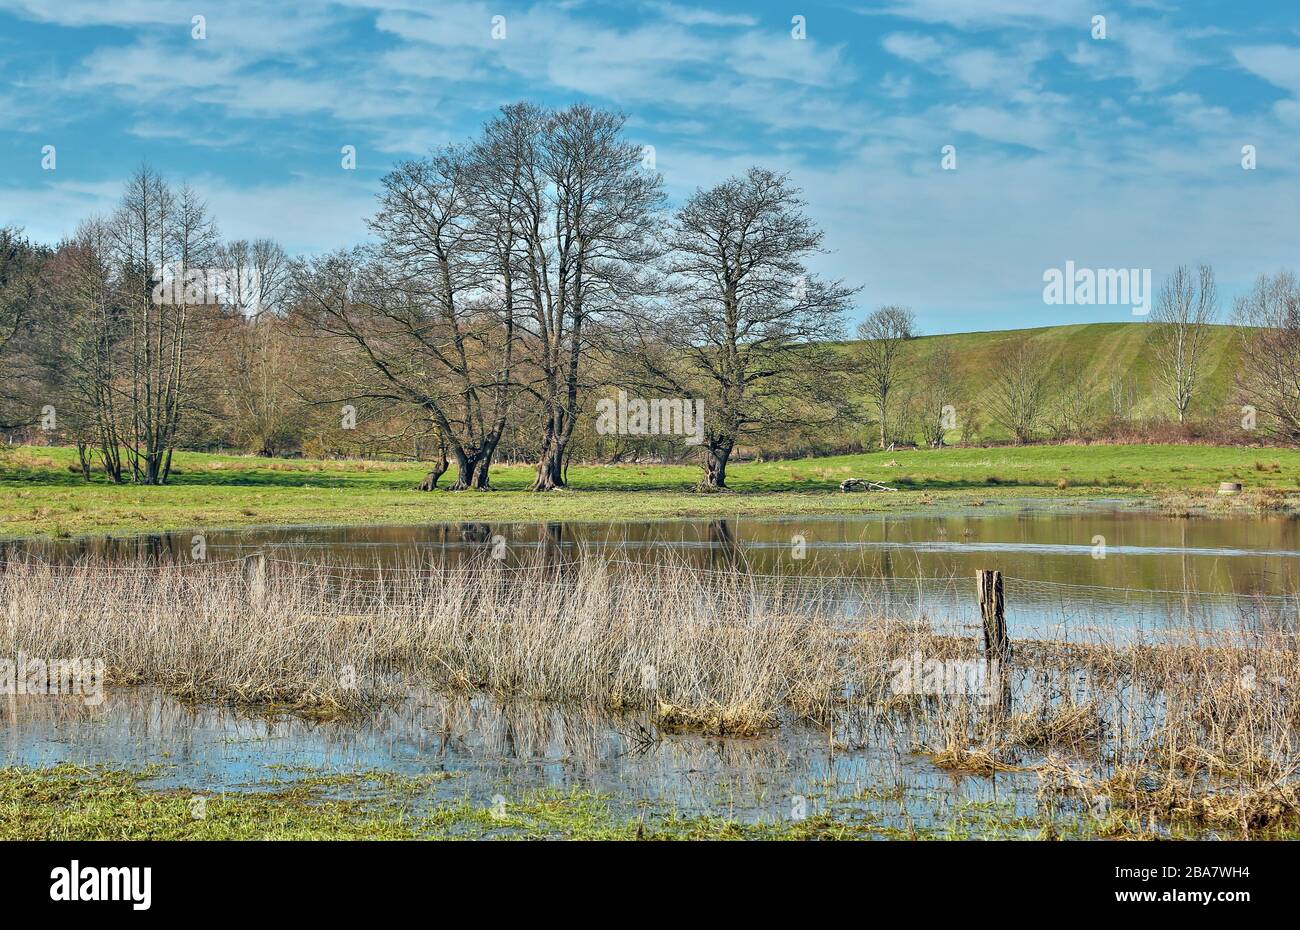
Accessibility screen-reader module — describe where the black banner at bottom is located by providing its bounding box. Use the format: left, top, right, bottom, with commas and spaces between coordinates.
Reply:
0, 840, 1278, 916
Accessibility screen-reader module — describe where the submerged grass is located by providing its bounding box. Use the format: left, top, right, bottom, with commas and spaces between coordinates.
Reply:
0, 763, 1164, 841
0, 763, 898, 840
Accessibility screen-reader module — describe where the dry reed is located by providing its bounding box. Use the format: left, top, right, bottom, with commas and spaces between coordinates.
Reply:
3, 552, 1299, 832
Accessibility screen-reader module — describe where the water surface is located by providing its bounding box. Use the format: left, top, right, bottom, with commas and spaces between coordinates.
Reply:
9, 503, 1298, 636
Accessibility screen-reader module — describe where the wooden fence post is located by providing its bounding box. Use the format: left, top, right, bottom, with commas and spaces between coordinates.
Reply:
243, 551, 267, 610
977, 570, 1009, 662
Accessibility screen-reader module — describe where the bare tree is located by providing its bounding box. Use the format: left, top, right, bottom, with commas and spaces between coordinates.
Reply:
291, 247, 503, 490
367, 147, 514, 489
857, 305, 915, 449
1233, 271, 1300, 442
209, 239, 298, 456
916, 342, 958, 447
0, 227, 43, 431
111, 167, 219, 483
40, 220, 128, 480
986, 338, 1051, 444
1044, 359, 1096, 439
1151, 264, 1217, 423
499, 103, 664, 491
633, 167, 855, 489
1108, 373, 1135, 420
218, 238, 290, 320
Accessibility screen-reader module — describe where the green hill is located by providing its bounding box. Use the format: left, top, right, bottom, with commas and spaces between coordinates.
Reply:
838, 321, 1248, 445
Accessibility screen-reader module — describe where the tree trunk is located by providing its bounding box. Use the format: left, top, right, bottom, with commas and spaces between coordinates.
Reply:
469, 456, 493, 490
699, 441, 732, 490
417, 448, 449, 491
531, 442, 565, 491
445, 447, 494, 491
530, 415, 568, 491
76, 443, 92, 482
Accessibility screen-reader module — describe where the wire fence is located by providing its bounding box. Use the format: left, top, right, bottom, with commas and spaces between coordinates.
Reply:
4, 547, 1299, 610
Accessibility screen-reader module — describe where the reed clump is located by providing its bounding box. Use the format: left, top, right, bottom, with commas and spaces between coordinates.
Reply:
0, 555, 835, 732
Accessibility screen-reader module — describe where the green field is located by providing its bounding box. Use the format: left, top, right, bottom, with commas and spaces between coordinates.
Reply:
0, 321, 1273, 539
845, 320, 1247, 434
3, 441, 1298, 539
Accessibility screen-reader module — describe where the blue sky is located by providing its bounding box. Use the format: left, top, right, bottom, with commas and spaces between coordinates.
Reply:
1, 0, 1298, 334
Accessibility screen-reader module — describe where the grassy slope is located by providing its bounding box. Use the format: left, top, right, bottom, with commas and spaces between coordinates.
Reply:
839, 321, 1246, 437
4, 441, 1299, 539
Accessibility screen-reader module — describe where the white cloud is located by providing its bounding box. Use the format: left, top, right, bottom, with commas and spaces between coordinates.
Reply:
1112, 21, 1201, 90
198, 176, 378, 253
648, 2, 757, 27
873, 0, 1093, 29
882, 32, 945, 63
946, 104, 1055, 148
947, 44, 1045, 90
1233, 44, 1300, 98
0, 179, 122, 243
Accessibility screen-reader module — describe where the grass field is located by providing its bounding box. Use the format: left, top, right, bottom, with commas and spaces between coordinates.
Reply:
836, 321, 1247, 437
4, 441, 1300, 538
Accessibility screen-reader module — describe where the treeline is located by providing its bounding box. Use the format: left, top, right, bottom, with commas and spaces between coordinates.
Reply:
3, 102, 1300, 491
0, 102, 854, 491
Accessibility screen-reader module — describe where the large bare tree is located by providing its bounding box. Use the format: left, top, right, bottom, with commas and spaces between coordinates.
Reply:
857, 305, 916, 450
1233, 270, 1300, 442
365, 145, 518, 489
291, 232, 514, 491
1151, 264, 1217, 423
633, 167, 855, 489
499, 103, 664, 490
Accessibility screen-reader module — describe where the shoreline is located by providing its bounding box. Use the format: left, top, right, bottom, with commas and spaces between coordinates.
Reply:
6, 443, 1300, 540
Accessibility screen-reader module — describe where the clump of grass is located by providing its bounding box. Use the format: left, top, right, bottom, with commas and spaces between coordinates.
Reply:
930, 745, 1020, 776
1038, 759, 1300, 832
1008, 702, 1104, 750
1158, 487, 1292, 515
0, 554, 838, 732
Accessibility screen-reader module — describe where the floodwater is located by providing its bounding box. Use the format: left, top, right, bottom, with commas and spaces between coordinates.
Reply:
4, 501, 1297, 837
0, 687, 1065, 838
9, 501, 1300, 637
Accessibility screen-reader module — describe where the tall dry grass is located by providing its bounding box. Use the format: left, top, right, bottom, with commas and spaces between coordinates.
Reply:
1, 555, 842, 733
3, 552, 1299, 832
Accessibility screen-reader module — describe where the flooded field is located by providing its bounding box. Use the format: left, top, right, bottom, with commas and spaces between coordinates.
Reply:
3, 502, 1299, 839
10, 501, 1300, 636
2, 688, 1060, 839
